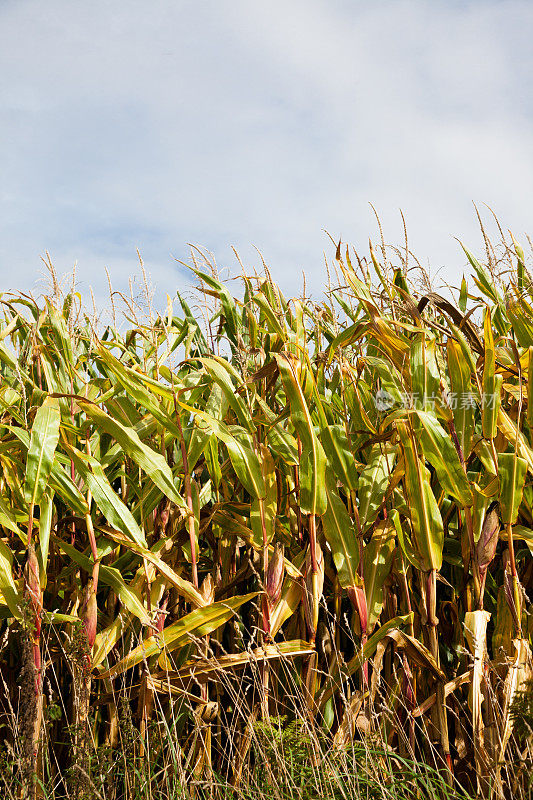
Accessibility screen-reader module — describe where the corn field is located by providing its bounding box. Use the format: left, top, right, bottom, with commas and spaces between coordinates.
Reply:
1, 231, 533, 799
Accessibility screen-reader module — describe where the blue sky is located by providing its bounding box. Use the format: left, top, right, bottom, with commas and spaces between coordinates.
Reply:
1, 0, 532, 308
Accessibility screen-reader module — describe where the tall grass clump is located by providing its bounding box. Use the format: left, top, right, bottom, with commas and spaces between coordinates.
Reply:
0, 222, 532, 799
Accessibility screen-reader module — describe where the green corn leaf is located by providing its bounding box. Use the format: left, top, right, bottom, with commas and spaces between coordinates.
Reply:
42, 611, 79, 624
497, 408, 533, 474
413, 410, 473, 507
187, 383, 228, 470
4, 424, 89, 515
37, 490, 54, 587
92, 570, 149, 667
176, 292, 209, 354
460, 243, 501, 304
0, 491, 25, 541
252, 290, 287, 339
250, 444, 277, 547
446, 338, 475, 460
321, 468, 359, 589
24, 396, 61, 507
198, 356, 253, 433
320, 424, 359, 492
397, 420, 443, 572
204, 434, 222, 488
326, 322, 367, 366
410, 334, 440, 414
275, 353, 327, 515
299, 444, 328, 516
256, 397, 299, 465
459, 277, 468, 313
0, 539, 22, 620
482, 309, 502, 439
528, 347, 533, 433
363, 517, 396, 632
357, 445, 395, 531
498, 453, 528, 525
395, 512, 423, 571
49, 460, 90, 516
507, 295, 533, 348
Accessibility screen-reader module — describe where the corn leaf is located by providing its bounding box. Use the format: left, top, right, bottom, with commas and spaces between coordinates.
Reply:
99, 592, 257, 679
413, 410, 473, 506
24, 396, 61, 507
321, 468, 359, 589
498, 453, 528, 525
397, 420, 443, 572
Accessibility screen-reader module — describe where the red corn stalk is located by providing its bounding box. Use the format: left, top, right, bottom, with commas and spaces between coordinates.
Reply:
21, 545, 43, 799
347, 585, 368, 637
80, 580, 98, 653
503, 550, 522, 635
73, 579, 98, 796
155, 592, 169, 633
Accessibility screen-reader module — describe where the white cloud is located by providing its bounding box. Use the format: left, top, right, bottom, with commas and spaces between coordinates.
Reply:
1, 0, 532, 307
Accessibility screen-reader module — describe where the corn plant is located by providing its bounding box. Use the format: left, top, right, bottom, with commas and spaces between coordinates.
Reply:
0, 229, 532, 799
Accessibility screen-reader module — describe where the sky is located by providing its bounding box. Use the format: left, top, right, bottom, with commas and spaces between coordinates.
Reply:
1, 0, 532, 309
